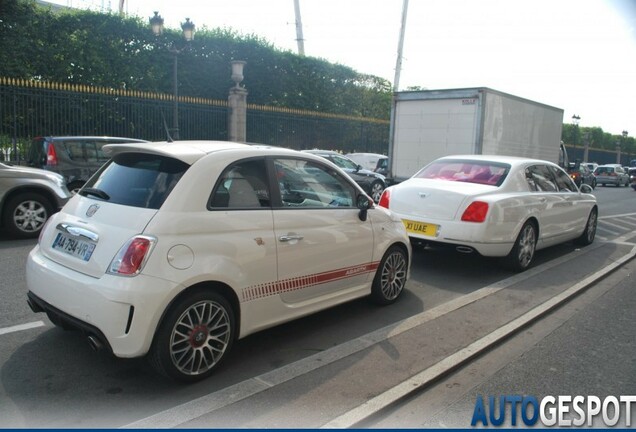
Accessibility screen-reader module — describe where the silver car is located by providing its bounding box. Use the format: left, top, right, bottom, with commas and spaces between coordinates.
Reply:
593, 164, 630, 187
0, 162, 71, 238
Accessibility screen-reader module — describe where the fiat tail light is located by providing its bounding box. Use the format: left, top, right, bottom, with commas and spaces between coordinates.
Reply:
108, 236, 156, 276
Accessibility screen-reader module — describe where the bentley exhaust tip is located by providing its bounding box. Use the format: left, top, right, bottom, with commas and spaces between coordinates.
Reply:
456, 246, 475, 254
87, 335, 104, 352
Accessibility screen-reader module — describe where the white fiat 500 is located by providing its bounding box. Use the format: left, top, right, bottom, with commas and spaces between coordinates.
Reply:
26, 141, 410, 382
378, 155, 598, 271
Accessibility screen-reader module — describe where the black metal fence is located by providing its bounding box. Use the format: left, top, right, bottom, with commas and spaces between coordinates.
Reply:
0, 78, 390, 163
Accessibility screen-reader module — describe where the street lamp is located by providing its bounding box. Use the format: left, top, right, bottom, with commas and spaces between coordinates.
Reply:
619, 130, 628, 164
149, 12, 195, 141
571, 114, 580, 150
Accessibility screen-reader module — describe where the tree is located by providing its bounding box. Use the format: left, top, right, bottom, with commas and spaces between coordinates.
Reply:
0, 0, 393, 119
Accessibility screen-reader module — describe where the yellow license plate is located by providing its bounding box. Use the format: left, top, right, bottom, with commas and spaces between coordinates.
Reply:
402, 219, 438, 237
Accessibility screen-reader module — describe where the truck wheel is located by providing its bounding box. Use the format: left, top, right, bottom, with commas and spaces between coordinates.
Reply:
575, 208, 597, 246
148, 291, 235, 383
2, 192, 53, 239
502, 221, 537, 272
370, 246, 408, 305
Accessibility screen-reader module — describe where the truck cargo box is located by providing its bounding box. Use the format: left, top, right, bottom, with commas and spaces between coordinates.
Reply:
388, 88, 564, 182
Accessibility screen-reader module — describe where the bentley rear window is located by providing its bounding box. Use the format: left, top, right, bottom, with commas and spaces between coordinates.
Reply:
414, 160, 510, 186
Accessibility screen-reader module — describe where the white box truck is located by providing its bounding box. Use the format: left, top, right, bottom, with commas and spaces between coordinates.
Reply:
388, 87, 565, 182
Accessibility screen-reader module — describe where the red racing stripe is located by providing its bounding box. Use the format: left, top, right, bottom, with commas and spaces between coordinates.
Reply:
241, 261, 380, 302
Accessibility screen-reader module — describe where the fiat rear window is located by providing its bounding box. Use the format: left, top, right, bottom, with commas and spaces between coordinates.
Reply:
81, 153, 189, 209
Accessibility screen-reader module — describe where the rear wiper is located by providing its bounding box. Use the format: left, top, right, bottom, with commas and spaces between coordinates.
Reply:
79, 187, 110, 200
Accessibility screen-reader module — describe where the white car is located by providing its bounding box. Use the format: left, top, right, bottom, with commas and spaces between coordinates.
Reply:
26, 141, 410, 382
378, 155, 598, 271
346, 152, 389, 174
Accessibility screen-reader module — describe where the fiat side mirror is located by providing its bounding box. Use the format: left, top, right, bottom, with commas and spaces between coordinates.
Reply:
357, 194, 371, 221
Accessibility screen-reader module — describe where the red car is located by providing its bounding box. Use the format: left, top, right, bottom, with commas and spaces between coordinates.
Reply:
567, 163, 596, 189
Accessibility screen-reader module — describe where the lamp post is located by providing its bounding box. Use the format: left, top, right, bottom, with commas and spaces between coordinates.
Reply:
619, 130, 628, 164
149, 11, 195, 141
571, 114, 580, 152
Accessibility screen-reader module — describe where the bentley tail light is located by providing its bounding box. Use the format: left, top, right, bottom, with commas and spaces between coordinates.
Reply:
461, 201, 489, 223
378, 189, 391, 208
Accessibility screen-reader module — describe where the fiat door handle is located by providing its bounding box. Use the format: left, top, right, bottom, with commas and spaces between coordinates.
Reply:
279, 234, 304, 242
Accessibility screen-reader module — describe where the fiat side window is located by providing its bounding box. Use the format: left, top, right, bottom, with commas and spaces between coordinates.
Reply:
209, 159, 270, 209
273, 158, 355, 208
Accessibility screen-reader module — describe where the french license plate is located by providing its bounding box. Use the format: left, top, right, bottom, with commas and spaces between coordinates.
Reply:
52, 232, 96, 261
402, 219, 438, 237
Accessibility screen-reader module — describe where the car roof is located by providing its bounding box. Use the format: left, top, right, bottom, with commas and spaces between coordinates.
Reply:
302, 149, 341, 155
435, 154, 559, 167
35, 136, 148, 142
103, 140, 318, 165
347, 152, 387, 157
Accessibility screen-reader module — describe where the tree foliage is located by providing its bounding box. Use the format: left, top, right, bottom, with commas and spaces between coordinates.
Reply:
0, 0, 392, 119
2, 0, 629, 149
562, 124, 634, 156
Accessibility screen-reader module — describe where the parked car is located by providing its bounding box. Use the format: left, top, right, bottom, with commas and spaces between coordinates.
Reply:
583, 162, 598, 173
346, 152, 389, 176
593, 164, 630, 187
566, 163, 596, 189
378, 155, 597, 272
0, 162, 71, 238
26, 136, 148, 193
26, 141, 411, 382
374, 155, 389, 176
629, 167, 636, 191
302, 150, 387, 202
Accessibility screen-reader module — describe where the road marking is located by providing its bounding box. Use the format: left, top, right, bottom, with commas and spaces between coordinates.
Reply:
599, 219, 635, 231
597, 226, 621, 236
322, 245, 636, 428
123, 242, 604, 429
598, 212, 636, 220
0, 321, 45, 336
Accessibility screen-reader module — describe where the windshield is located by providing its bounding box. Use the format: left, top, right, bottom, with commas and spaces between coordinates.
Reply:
83, 153, 189, 209
413, 160, 510, 186
330, 154, 358, 170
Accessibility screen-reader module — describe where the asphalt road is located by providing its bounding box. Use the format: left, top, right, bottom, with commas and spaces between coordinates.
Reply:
0, 185, 634, 427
